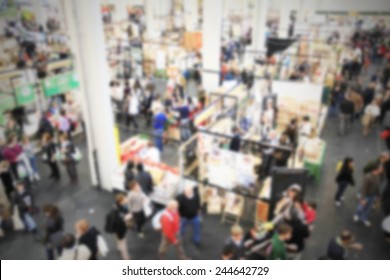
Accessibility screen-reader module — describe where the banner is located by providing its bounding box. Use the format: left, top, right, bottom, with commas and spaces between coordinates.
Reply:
15, 84, 36, 106
42, 72, 80, 97
0, 94, 16, 125
0, 0, 17, 17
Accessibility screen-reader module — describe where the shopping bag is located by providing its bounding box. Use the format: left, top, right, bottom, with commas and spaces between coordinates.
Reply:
12, 206, 25, 231
97, 235, 109, 257
71, 147, 83, 162
142, 193, 153, 217
17, 163, 27, 179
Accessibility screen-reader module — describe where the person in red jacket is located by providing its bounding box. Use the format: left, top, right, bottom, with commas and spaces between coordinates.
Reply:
158, 199, 189, 260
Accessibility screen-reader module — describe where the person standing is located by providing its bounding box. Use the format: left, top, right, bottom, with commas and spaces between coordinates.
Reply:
58, 109, 72, 139
223, 225, 246, 260
158, 199, 189, 260
339, 94, 355, 136
327, 230, 363, 260
153, 108, 169, 152
42, 204, 64, 260
229, 126, 241, 152
354, 164, 382, 227
362, 100, 380, 136
59, 134, 78, 183
58, 234, 91, 260
41, 133, 61, 181
13, 181, 38, 237
2, 135, 23, 180
135, 163, 154, 195
127, 181, 146, 238
125, 93, 139, 129
106, 194, 130, 260
177, 186, 201, 247
335, 157, 355, 206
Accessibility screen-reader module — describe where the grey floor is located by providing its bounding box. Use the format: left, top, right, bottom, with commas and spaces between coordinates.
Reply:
1, 79, 390, 260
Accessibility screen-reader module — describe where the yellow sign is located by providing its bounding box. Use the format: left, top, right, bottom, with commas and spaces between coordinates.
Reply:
114, 126, 121, 165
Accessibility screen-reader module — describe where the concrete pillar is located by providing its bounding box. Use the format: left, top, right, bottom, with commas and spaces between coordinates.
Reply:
202, 0, 223, 92
62, 0, 118, 191
251, 0, 269, 51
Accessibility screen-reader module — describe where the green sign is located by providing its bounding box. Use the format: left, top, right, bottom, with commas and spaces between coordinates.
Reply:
0, 0, 17, 17
42, 72, 80, 97
15, 84, 36, 106
0, 94, 16, 126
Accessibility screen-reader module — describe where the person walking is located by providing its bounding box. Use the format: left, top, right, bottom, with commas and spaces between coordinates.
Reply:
42, 204, 64, 260
41, 133, 61, 181
158, 199, 189, 260
106, 194, 130, 260
75, 219, 100, 260
354, 164, 382, 227
177, 186, 201, 247
335, 157, 355, 206
59, 133, 78, 183
135, 163, 154, 195
127, 181, 146, 238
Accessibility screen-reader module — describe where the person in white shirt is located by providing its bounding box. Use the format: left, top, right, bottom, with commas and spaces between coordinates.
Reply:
362, 100, 380, 136
142, 141, 161, 163
58, 234, 91, 260
126, 93, 139, 129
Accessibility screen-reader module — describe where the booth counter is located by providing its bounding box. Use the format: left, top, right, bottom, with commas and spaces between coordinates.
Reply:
112, 134, 184, 205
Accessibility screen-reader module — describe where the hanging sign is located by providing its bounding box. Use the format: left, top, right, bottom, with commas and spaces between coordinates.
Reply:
15, 84, 36, 106
42, 72, 80, 97
0, 94, 16, 125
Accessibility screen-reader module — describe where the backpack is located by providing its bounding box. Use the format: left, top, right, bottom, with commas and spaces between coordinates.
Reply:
104, 209, 117, 234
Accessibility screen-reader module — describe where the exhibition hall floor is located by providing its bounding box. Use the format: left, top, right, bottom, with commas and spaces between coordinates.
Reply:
1, 111, 390, 260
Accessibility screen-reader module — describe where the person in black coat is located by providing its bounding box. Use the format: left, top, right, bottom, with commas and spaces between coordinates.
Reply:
41, 133, 61, 181
75, 219, 100, 260
13, 181, 38, 235
110, 194, 130, 260
124, 161, 135, 190
285, 213, 310, 259
229, 126, 241, 152
335, 157, 355, 206
135, 163, 153, 195
42, 204, 64, 260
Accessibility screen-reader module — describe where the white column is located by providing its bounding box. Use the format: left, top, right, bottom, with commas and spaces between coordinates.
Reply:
113, 0, 129, 22
184, 0, 199, 31
62, 0, 118, 191
251, 0, 269, 51
279, 0, 292, 37
202, 0, 223, 92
